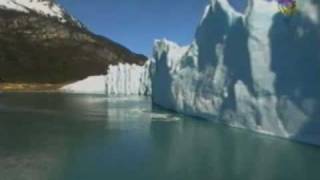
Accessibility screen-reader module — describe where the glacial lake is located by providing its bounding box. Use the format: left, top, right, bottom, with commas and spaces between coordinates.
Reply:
0, 93, 319, 180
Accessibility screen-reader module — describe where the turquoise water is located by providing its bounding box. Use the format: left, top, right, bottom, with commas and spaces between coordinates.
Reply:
0, 93, 319, 180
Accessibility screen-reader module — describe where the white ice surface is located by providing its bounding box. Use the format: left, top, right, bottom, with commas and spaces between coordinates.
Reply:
60, 76, 106, 95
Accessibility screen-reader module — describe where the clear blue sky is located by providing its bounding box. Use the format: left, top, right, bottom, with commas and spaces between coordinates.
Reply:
57, 0, 247, 56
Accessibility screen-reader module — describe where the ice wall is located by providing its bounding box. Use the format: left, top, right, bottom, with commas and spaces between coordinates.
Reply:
106, 62, 152, 96
61, 62, 152, 96
152, 0, 320, 145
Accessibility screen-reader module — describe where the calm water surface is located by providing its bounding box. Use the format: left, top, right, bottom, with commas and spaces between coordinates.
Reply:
0, 93, 319, 180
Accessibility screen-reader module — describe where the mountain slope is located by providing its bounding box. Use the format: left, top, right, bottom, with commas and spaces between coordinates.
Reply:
0, 0, 146, 83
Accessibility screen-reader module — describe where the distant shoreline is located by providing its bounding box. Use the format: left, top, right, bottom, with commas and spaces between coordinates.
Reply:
0, 83, 67, 93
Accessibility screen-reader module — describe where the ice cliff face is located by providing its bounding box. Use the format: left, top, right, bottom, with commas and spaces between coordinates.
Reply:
106, 62, 152, 96
61, 62, 152, 96
152, 0, 320, 145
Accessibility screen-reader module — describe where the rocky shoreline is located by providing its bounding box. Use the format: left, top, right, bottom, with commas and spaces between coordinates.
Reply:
0, 83, 66, 92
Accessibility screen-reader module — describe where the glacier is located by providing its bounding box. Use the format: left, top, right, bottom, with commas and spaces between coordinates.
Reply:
151, 0, 320, 145
61, 62, 152, 96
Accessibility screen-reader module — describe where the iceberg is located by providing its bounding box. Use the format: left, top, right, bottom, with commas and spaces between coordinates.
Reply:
151, 0, 320, 145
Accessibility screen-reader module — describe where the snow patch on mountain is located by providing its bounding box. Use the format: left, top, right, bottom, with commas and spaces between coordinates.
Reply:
0, 0, 78, 24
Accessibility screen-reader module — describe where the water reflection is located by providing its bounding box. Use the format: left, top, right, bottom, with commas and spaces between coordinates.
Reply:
148, 119, 320, 180
0, 94, 319, 180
